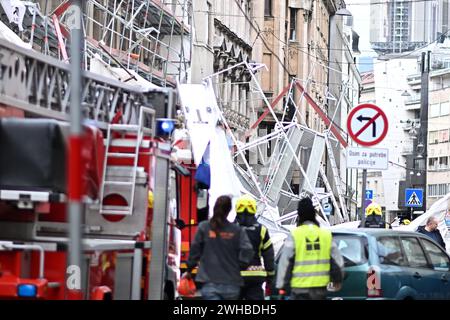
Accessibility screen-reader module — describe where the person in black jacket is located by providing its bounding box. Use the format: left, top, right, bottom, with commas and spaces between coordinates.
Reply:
184, 195, 254, 300
234, 194, 275, 300
417, 216, 446, 250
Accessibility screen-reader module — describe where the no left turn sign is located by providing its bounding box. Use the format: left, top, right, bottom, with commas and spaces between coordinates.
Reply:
347, 103, 388, 146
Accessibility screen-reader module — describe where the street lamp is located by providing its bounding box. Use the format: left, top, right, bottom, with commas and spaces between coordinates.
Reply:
401, 90, 411, 97
335, 7, 352, 16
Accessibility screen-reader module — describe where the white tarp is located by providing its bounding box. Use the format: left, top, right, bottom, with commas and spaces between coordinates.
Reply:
0, 0, 26, 31
209, 126, 243, 221
0, 20, 31, 49
177, 83, 219, 166
178, 81, 243, 220
89, 55, 160, 90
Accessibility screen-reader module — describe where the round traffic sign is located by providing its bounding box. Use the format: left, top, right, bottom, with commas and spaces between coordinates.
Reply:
347, 103, 388, 146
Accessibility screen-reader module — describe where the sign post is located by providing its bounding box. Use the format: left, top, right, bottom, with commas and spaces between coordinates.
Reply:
347, 103, 389, 224
67, 0, 83, 300
405, 188, 424, 208
365, 189, 373, 200
360, 169, 367, 222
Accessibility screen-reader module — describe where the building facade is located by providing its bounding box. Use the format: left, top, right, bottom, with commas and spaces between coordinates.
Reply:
357, 57, 419, 222
427, 69, 450, 208
403, 43, 450, 213
259, 0, 360, 206
328, 15, 361, 219
191, 0, 262, 138
370, 0, 450, 54
33, 1, 192, 86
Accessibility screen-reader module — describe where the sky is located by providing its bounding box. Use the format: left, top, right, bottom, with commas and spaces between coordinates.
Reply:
346, 0, 378, 72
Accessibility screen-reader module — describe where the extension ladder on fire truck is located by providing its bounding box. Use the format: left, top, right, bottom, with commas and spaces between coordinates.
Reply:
0, 39, 169, 126
99, 107, 155, 216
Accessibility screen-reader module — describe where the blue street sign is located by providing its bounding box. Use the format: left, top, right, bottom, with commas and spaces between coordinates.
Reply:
365, 189, 373, 200
405, 188, 423, 208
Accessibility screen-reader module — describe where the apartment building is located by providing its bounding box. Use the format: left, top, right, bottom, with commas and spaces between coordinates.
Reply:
427, 70, 450, 208
191, 0, 262, 137
370, 0, 450, 54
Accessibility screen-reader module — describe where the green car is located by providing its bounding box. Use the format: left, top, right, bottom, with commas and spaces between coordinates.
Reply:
328, 229, 450, 300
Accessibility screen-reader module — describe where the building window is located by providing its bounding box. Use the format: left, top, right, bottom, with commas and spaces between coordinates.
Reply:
439, 129, 449, 143
264, 0, 272, 16
262, 53, 272, 91
429, 157, 438, 170
207, 2, 213, 47
428, 184, 436, 196
441, 102, 450, 116
439, 156, 448, 169
414, 158, 425, 171
429, 131, 439, 144
444, 0, 449, 31
429, 183, 450, 197
430, 103, 440, 117
289, 8, 298, 41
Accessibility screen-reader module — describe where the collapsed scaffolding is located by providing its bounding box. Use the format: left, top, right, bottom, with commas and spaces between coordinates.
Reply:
0, 0, 192, 87
177, 61, 357, 240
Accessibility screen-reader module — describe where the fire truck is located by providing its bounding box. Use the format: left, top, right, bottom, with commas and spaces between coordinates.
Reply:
171, 129, 207, 274
0, 39, 180, 300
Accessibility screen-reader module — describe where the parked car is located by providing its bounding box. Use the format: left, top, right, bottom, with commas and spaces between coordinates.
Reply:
271, 228, 450, 300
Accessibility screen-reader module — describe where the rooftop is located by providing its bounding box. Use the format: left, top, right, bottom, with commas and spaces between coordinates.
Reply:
361, 71, 374, 85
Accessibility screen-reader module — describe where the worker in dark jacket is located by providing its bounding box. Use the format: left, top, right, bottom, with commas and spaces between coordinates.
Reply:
235, 194, 275, 300
417, 216, 446, 250
184, 195, 254, 300
276, 197, 344, 300
360, 202, 389, 228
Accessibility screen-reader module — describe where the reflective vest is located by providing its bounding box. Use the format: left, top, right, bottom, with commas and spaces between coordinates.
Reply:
291, 224, 331, 288
240, 225, 272, 277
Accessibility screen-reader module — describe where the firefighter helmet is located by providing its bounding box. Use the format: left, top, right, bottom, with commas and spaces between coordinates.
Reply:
236, 194, 257, 214
365, 202, 382, 216
402, 219, 411, 225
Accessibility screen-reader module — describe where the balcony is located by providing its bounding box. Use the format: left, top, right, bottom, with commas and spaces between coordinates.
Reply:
401, 145, 414, 155
407, 74, 421, 85
429, 164, 450, 172
401, 119, 420, 131
404, 94, 421, 109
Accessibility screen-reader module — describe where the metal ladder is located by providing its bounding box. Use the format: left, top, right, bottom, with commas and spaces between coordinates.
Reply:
99, 107, 155, 215
320, 136, 348, 222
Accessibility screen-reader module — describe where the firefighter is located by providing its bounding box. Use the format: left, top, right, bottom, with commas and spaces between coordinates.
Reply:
276, 197, 344, 300
234, 194, 275, 300
362, 202, 389, 228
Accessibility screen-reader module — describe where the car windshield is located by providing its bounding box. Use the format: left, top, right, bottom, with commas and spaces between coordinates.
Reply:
333, 235, 367, 267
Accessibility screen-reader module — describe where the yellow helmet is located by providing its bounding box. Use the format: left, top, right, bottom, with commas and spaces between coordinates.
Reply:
365, 202, 382, 216
402, 219, 411, 225
236, 194, 257, 214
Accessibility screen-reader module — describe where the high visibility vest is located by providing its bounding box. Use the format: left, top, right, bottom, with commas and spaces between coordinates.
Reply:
291, 224, 331, 288
240, 225, 272, 277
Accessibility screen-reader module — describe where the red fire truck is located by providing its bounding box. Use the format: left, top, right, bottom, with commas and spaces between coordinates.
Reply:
0, 39, 180, 300
171, 130, 209, 275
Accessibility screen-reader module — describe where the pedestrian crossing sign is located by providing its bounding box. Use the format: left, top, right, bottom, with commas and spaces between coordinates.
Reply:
405, 188, 423, 208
